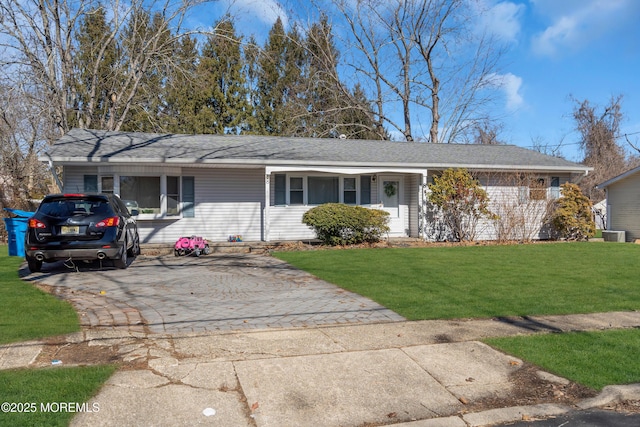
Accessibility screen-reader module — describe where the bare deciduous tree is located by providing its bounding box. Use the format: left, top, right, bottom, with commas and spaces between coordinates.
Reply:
330, 0, 503, 143
0, 0, 219, 203
572, 95, 629, 201
472, 122, 504, 145
0, 84, 52, 213
530, 134, 565, 158
0, 0, 217, 137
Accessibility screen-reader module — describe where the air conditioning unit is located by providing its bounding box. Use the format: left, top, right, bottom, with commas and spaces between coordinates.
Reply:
602, 230, 625, 242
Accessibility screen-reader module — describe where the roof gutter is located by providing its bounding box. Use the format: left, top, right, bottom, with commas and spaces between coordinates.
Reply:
40, 156, 594, 174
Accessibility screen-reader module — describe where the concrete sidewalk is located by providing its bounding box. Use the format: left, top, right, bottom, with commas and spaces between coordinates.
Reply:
3, 312, 640, 426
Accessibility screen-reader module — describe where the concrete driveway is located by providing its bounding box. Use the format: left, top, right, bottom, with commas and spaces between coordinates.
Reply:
21, 253, 405, 334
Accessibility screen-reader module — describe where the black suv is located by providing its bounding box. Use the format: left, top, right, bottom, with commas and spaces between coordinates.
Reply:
25, 193, 140, 272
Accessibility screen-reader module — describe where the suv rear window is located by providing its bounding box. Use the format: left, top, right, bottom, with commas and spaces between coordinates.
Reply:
39, 198, 115, 218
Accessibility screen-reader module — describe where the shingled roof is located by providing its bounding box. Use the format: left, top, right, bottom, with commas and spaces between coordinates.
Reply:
44, 128, 590, 173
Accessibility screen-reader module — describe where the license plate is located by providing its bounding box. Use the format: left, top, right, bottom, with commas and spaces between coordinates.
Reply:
61, 226, 79, 234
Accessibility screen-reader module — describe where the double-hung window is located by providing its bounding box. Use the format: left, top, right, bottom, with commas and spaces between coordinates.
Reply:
343, 178, 357, 204
289, 177, 304, 205
167, 176, 180, 216
101, 176, 114, 194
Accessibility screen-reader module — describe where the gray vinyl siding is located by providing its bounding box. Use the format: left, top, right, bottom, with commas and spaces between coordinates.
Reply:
137, 168, 264, 243
479, 172, 572, 241
63, 166, 98, 193
268, 206, 316, 241
607, 172, 640, 241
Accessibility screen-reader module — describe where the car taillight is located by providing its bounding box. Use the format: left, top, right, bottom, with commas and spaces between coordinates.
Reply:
29, 219, 46, 229
96, 217, 120, 227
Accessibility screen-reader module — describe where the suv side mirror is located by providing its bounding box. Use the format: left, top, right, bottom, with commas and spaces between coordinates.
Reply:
130, 209, 139, 217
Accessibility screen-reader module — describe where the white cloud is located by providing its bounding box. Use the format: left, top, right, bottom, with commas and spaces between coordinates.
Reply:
489, 72, 524, 111
476, 1, 525, 43
531, 0, 637, 56
226, 0, 289, 29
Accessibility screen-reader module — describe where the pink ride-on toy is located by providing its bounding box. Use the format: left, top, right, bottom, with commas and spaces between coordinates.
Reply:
174, 236, 211, 257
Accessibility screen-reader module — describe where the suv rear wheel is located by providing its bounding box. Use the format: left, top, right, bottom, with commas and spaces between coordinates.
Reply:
27, 257, 42, 273
128, 235, 141, 257
114, 240, 128, 269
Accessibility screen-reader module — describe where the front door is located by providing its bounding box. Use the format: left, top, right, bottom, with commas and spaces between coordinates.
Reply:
378, 175, 404, 236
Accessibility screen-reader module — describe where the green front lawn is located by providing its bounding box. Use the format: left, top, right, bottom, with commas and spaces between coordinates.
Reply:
0, 246, 114, 426
486, 329, 640, 391
0, 365, 116, 427
0, 246, 80, 344
274, 242, 640, 320
276, 242, 640, 390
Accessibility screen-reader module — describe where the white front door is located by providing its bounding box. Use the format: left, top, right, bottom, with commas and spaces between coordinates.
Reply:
378, 175, 405, 235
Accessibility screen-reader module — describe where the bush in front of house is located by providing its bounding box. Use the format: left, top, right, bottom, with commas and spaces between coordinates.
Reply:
302, 203, 390, 245
427, 168, 495, 242
550, 183, 595, 241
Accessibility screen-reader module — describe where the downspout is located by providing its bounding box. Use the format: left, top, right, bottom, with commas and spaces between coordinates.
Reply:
263, 171, 270, 242
45, 153, 64, 192
605, 188, 611, 230
573, 168, 590, 184
419, 171, 428, 240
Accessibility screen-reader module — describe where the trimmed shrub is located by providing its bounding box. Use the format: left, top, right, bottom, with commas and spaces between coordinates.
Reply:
302, 203, 390, 245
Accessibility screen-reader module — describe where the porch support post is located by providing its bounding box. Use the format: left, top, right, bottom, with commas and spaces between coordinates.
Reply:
419, 171, 428, 239
263, 172, 270, 242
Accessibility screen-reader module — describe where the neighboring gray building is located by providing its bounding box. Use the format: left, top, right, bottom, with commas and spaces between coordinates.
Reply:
597, 166, 640, 242
42, 129, 592, 244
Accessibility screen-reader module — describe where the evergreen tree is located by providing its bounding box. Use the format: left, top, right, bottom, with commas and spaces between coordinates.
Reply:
303, 14, 342, 137
551, 183, 595, 241
304, 15, 380, 140
73, 7, 117, 129
196, 18, 251, 134
242, 35, 261, 134
338, 84, 383, 140
163, 35, 200, 133
255, 18, 306, 135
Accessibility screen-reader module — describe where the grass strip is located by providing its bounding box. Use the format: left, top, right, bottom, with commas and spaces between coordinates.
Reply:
485, 328, 640, 391
0, 246, 80, 344
0, 365, 116, 427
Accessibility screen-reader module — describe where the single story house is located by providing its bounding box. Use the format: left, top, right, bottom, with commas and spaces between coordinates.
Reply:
42, 129, 592, 244
596, 165, 640, 242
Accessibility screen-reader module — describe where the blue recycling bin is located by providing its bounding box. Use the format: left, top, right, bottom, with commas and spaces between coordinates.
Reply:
3, 208, 34, 257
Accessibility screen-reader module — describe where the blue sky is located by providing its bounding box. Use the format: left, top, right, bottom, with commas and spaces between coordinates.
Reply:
198, 0, 640, 162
